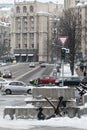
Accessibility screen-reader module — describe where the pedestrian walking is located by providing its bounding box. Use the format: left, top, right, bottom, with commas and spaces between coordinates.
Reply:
84, 71, 86, 76
33, 79, 38, 86
80, 64, 84, 72
37, 78, 40, 86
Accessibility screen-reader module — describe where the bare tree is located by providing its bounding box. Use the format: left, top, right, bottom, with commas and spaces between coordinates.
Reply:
58, 8, 81, 75
0, 43, 10, 61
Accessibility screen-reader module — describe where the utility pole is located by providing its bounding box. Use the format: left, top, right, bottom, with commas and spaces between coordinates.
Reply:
61, 48, 66, 86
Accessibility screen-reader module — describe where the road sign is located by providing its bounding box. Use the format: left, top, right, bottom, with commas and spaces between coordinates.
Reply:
53, 53, 57, 61
65, 49, 70, 53
58, 36, 68, 46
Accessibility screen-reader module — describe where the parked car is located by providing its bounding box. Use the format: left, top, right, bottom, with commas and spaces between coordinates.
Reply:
29, 62, 36, 68
1, 81, 33, 95
1, 69, 12, 78
0, 62, 7, 66
55, 76, 81, 86
55, 62, 61, 69
30, 76, 56, 85
80, 76, 87, 85
40, 63, 48, 68
0, 77, 9, 89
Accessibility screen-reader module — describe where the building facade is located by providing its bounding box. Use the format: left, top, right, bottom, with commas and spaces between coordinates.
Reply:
0, 21, 11, 61
0, 3, 13, 23
64, 0, 76, 9
78, 4, 87, 59
64, 0, 87, 10
11, 1, 63, 62
64, 0, 87, 60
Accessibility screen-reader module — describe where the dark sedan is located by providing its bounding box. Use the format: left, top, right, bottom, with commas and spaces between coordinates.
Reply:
1, 70, 12, 78
81, 77, 87, 85
55, 76, 81, 86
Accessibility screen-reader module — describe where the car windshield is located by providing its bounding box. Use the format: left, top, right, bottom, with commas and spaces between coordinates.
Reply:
0, 78, 6, 81
4, 70, 10, 73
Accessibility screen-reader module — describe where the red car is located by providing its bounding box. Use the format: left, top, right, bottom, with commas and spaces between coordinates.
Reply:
30, 76, 56, 85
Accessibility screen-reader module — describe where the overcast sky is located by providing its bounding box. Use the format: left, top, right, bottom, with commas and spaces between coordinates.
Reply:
0, 0, 64, 4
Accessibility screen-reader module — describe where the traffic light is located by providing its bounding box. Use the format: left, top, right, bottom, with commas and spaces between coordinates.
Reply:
61, 48, 66, 60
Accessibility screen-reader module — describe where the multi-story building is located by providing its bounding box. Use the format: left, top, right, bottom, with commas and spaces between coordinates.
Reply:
64, 0, 80, 9
0, 3, 13, 23
78, 3, 87, 59
64, 0, 87, 10
11, 1, 63, 62
0, 21, 11, 61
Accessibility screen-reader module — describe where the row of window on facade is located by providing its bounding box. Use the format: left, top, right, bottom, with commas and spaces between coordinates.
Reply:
17, 16, 34, 22
16, 33, 34, 49
16, 16, 34, 32
16, 43, 34, 49
17, 24, 34, 32
16, 5, 34, 13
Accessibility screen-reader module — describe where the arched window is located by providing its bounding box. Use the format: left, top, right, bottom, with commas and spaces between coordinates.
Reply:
23, 6, 27, 13
30, 16, 34, 21
16, 6, 20, 13
30, 5, 34, 12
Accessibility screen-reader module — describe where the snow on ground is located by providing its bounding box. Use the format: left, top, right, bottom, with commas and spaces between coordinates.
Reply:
60, 63, 78, 77
0, 64, 87, 130
0, 115, 87, 130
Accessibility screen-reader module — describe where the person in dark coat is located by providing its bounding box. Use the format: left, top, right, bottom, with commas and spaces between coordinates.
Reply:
84, 71, 86, 76
80, 64, 84, 72
37, 107, 45, 120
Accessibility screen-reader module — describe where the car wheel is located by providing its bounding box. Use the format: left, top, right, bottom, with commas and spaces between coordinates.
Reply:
27, 89, 31, 94
5, 89, 12, 95
59, 83, 62, 87
49, 83, 52, 86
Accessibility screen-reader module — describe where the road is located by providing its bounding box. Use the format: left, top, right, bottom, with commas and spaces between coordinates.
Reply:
0, 63, 54, 85
0, 63, 85, 130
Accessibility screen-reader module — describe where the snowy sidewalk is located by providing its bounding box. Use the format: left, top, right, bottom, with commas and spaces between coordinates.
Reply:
60, 63, 78, 77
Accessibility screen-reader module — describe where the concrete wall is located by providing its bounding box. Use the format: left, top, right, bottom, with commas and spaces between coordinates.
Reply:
32, 87, 75, 100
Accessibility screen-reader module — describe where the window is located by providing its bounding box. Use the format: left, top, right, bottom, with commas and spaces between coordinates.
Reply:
30, 16, 34, 30
18, 44, 20, 48
23, 17, 27, 31
16, 43, 20, 48
9, 82, 16, 85
31, 44, 34, 48
30, 5, 34, 12
17, 34, 20, 41
24, 34, 27, 40
24, 44, 27, 48
23, 34, 27, 47
0, 78, 5, 82
17, 18, 21, 22
16, 82, 24, 86
16, 6, 20, 13
24, 18, 27, 22
23, 6, 27, 13
30, 33, 34, 48
30, 16, 34, 21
